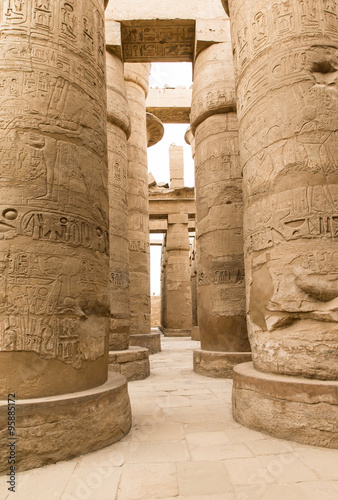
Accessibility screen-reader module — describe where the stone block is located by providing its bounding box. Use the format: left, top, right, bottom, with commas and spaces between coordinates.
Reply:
194, 349, 252, 378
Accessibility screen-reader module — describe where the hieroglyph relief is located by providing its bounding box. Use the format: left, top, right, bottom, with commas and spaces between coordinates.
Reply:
0, 0, 109, 367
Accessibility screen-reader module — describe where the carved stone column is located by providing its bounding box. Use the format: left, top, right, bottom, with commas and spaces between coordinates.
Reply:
0, 0, 131, 473
125, 63, 161, 354
190, 238, 200, 340
191, 32, 251, 378
160, 239, 168, 331
106, 50, 150, 381
163, 214, 192, 336
225, 0, 338, 448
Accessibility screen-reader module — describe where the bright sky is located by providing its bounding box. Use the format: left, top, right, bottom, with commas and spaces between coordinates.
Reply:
148, 63, 194, 295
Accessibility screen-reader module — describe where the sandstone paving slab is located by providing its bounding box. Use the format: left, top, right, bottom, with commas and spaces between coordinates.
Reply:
293, 447, 338, 481
60, 465, 121, 500
224, 457, 275, 485
6, 461, 77, 500
257, 453, 318, 483
127, 440, 190, 463
128, 422, 185, 442
76, 442, 129, 468
117, 463, 178, 500
233, 482, 314, 500
176, 461, 235, 496
298, 480, 338, 500
188, 442, 254, 462
246, 438, 295, 456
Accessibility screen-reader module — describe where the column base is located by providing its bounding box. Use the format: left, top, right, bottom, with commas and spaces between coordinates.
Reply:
191, 326, 200, 341
129, 332, 161, 354
194, 349, 252, 379
232, 362, 338, 449
162, 328, 191, 337
0, 373, 132, 474
109, 347, 150, 381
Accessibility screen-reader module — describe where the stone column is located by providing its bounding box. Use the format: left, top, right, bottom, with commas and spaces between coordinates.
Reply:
125, 63, 161, 354
225, 0, 338, 448
0, 0, 131, 473
191, 32, 251, 378
185, 127, 199, 341
160, 238, 168, 331
163, 214, 192, 336
170, 144, 185, 189
106, 50, 150, 381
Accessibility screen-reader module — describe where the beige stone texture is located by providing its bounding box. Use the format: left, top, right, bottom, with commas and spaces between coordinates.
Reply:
108, 346, 150, 381
190, 238, 198, 327
4, 338, 338, 499
164, 214, 193, 335
232, 362, 338, 448
125, 63, 152, 337
191, 326, 201, 341
129, 332, 161, 354
0, 373, 131, 474
191, 37, 250, 358
151, 295, 161, 327
146, 112, 164, 148
227, 0, 338, 380
169, 144, 185, 189
146, 87, 192, 124
0, 0, 110, 399
194, 349, 252, 378
106, 50, 131, 351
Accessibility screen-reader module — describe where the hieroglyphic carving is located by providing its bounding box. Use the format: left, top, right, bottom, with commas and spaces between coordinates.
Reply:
121, 22, 195, 62
0, 0, 109, 373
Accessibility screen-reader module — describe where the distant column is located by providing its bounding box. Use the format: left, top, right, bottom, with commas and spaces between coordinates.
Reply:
125, 63, 161, 354
169, 144, 185, 189
191, 25, 251, 378
163, 215, 192, 336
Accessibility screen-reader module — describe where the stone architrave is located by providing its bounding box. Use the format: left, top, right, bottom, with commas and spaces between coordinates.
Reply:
226, 0, 338, 448
163, 214, 193, 336
191, 30, 251, 378
106, 49, 150, 381
125, 63, 161, 354
0, 0, 131, 473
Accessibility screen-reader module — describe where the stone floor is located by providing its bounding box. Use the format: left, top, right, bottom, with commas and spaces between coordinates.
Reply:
2, 336, 338, 500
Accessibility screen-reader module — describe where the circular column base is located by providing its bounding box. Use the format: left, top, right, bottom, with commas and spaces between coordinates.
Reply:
194, 349, 252, 379
0, 373, 132, 474
232, 362, 338, 449
162, 328, 191, 337
109, 347, 150, 381
191, 326, 200, 341
129, 332, 161, 354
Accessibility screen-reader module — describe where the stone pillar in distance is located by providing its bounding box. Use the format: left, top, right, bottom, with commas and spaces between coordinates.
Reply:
191, 25, 251, 378
162, 214, 193, 336
169, 144, 185, 189
0, 0, 131, 473
125, 63, 161, 354
225, 0, 338, 448
106, 46, 150, 381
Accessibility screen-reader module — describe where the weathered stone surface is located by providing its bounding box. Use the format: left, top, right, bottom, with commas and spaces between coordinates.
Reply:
190, 238, 198, 328
0, 0, 110, 399
146, 87, 192, 124
227, 0, 338, 380
233, 362, 338, 448
146, 112, 164, 147
107, 50, 131, 352
170, 144, 185, 189
129, 332, 161, 354
164, 214, 192, 335
125, 63, 152, 338
194, 349, 252, 379
108, 346, 150, 381
0, 373, 131, 473
191, 326, 200, 341
192, 38, 250, 356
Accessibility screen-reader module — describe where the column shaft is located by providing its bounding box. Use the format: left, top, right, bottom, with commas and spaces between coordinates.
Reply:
164, 215, 192, 336
191, 34, 251, 376
106, 50, 131, 351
